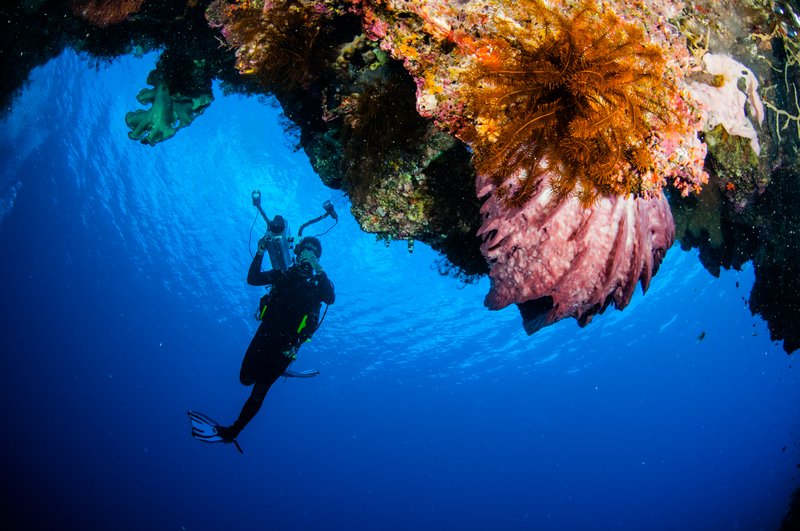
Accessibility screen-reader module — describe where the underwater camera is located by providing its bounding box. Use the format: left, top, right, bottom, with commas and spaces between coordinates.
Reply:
251, 190, 293, 271
251, 191, 339, 271
262, 214, 293, 271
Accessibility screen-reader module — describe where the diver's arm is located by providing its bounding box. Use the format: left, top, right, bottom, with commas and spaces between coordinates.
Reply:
298, 250, 334, 304
247, 253, 280, 286
316, 272, 335, 305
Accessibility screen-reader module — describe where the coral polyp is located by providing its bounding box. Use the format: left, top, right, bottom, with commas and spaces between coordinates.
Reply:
463, 0, 690, 206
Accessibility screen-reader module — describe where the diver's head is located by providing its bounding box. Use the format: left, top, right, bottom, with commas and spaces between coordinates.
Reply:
294, 236, 322, 276
295, 236, 322, 260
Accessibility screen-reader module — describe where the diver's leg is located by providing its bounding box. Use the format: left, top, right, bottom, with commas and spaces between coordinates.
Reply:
220, 352, 292, 440
239, 328, 269, 386
228, 381, 269, 435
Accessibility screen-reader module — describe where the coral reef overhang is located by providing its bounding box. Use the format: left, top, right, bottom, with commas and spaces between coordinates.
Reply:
345, 0, 706, 331
1, 0, 799, 352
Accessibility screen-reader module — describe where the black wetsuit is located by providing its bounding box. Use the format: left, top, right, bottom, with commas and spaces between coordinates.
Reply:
225, 252, 335, 437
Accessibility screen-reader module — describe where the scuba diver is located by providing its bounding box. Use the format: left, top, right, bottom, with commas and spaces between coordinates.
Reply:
188, 192, 336, 453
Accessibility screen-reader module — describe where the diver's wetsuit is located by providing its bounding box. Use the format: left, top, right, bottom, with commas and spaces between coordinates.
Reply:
224, 252, 335, 438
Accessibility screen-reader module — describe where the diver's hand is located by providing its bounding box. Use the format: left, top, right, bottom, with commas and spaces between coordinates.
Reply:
257, 236, 268, 256
299, 250, 323, 273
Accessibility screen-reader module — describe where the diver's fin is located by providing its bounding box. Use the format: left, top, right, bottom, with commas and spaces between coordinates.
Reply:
187, 410, 243, 454
283, 369, 320, 378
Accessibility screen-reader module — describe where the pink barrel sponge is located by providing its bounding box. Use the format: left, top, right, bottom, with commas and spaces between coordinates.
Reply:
478, 169, 675, 332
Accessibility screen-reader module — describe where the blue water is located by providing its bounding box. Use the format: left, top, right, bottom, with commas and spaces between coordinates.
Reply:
0, 50, 798, 531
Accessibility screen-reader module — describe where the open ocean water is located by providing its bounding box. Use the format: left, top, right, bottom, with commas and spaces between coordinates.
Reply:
0, 50, 798, 531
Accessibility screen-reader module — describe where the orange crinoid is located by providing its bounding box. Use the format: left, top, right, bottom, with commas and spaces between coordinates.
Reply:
463, 0, 688, 206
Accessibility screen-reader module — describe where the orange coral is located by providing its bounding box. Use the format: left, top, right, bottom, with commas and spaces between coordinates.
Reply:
461, 0, 691, 206
71, 0, 145, 28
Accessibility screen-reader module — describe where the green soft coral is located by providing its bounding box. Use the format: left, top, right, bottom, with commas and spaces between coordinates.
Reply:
125, 70, 213, 146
